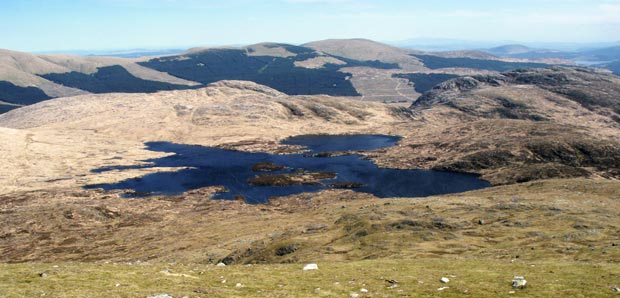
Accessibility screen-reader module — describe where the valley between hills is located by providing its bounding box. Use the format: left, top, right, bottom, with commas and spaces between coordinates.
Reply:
1, 39, 620, 297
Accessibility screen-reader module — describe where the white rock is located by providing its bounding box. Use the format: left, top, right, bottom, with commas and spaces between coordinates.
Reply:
147, 294, 173, 298
360, 288, 369, 293
613, 287, 620, 292
235, 283, 243, 287
349, 293, 360, 298
512, 277, 527, 289
440, 277, 450, 283
115, 283, 121, 287
221, 279, 227, 284
216, 262, 226, 267
303, 263, 318, 270
437, 287, 449, 291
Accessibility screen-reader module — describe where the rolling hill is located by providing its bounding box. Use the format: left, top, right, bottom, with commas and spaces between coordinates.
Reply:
0, 39, 566, 113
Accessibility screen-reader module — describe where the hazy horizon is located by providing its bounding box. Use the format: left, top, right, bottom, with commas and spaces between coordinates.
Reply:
2, 0, 620, 52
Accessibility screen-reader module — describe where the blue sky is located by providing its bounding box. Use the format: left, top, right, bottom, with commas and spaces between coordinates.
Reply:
2, 0, 619, 52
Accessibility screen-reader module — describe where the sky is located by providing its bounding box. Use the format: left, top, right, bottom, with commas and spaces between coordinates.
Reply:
1, 0, 620, 52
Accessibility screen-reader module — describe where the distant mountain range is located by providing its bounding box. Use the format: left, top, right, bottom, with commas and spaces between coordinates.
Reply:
1, 38, 619, 114
391, 38, 620, 52
38, 48, 186, 58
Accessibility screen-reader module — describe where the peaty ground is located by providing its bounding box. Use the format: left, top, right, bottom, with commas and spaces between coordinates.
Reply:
1, 178, 619, 297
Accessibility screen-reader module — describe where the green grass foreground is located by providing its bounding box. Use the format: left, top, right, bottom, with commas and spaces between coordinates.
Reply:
1, 259, 618, 297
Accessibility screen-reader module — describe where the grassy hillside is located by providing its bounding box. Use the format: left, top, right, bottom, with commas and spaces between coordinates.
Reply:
1, 179, 619, 297
412, 54, 551, 71
40, 65, 194, 94
0, 80, 51, 105
2, 259, 617, 297
139, 46, 398, 96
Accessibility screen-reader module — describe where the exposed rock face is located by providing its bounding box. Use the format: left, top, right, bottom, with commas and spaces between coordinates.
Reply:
206, 80, 285, 97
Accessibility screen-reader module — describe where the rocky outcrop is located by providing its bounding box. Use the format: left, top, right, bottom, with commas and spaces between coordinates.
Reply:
381, 67, 620, 184
414, 67, 620, 123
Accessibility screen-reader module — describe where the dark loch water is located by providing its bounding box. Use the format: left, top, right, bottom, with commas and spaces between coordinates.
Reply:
86, 135, 491, 203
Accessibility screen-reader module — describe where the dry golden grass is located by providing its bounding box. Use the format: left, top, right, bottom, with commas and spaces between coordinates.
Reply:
1, 179, 619, 265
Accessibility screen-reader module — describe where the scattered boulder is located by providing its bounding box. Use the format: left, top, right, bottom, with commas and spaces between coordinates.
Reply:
385, 279, 398, 284
216, 262, 226, 267
38, 272, 48, 278
440, 277, 450, 283
613, 287, 620, 292
512, 276, 527, 289
303, 263, 318, 270
437, 287, 449, 291
349, 293, 360, 298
